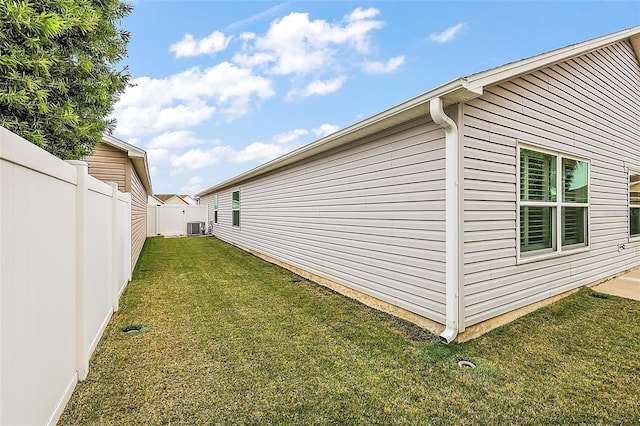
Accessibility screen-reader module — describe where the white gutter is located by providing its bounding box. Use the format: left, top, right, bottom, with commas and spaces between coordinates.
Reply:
430, 97, 460, 344
196, 78, 480, 197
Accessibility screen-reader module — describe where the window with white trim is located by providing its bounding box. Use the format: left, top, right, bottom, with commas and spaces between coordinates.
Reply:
232, 190, 240, 227
630, 171, 640, 237
519, 146, 589, 258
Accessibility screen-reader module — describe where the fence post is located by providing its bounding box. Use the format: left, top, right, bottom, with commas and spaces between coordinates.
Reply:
67, 160, 89, 381
109, 182, 120, 312
155, 203, 160, 235
124, 193, 132, 280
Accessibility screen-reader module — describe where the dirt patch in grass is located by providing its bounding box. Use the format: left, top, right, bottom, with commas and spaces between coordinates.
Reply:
59, 237, 640, 425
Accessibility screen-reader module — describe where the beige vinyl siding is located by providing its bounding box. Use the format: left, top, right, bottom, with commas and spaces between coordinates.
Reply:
206, 117, 448, 323
130, 163, 147, 270
86, 143, 127, 191
462, 40, 640, 326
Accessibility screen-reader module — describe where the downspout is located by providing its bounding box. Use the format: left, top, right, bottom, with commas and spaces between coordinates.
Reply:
430, 97, 460, 344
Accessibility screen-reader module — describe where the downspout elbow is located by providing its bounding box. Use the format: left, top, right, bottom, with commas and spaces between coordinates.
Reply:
430, 97, 460, 344
430, 97, 457, 131
439, 327, 458, 344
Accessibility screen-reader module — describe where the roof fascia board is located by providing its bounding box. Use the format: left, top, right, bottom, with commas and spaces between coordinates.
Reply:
130, 156, 153, 195
631, 33, 640, 62
197, 80, 481, 196
467, 26, 640, 90
102, 134, 145, 158
101, 134, 153, 194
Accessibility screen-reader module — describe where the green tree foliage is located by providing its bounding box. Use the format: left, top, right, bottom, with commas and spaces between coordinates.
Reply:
0, 0, 132, 159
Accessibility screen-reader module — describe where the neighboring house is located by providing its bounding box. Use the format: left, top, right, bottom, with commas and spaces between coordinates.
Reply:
85, 134, 153, 271
197, 27, 640, 342
148, 194, 165, 205
154, 194, 197, 205
181, 194, 198, 205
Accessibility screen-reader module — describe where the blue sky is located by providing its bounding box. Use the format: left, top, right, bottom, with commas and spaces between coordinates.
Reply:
112, 1, 640, 195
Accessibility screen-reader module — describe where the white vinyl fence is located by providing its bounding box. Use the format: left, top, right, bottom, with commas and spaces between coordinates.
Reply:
0, 127, 132, 425
147, 204, 208, 236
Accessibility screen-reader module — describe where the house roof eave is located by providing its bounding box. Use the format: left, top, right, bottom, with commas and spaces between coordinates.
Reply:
196, 80, 482, 197
101, 134, 153, 195
130, 156, 153, 195
631, 33, 640, 63
466, 25, 640, 90
196, 25, 640, 198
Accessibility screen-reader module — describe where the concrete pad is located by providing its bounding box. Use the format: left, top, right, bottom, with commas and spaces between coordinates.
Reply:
592, 271, 640, 301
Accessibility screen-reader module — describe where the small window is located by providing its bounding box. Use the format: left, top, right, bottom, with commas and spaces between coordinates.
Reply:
213, 195, 218, 224
519, 146, 589, 259
232, 190, 240, 227
630, 171, 640, 237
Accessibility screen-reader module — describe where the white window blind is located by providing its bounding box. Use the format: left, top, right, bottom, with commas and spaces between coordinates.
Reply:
520, 149, 556, 253
519, 146, 589, 258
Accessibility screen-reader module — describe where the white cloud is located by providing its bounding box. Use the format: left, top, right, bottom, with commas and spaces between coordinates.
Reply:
180, 176, 204, 194
169, 148, 223, 172
363, 55, 405, 74
239, 32, 256, 42
305, 76, 347, 95
113, 62, 275, 137
147, 148, 170, 165
429, 23, 465, 43
147, 130, 213, 149
342, 17, 386, 54
169, 128, 307, 174
273, 129, 308, 145
346, 7, 380, 22
115, 101, 216, 137
233, 9, 384, 75
170, 31, 232, 58
287, 76, 347, 100
126, 137, 141, 146
154, 102, 215, 131
313, 124, 340, 137
232, 51, 274, 68
116, 76, 174, 109
233, 141, 294, 163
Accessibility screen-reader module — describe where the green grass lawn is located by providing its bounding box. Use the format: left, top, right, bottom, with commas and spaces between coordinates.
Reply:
59, 237, 640, 425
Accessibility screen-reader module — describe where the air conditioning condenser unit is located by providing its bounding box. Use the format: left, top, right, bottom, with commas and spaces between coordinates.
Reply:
187, 221, 205, 235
